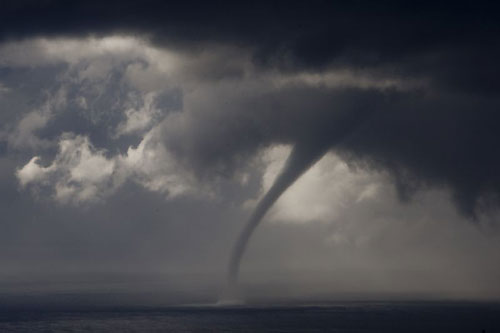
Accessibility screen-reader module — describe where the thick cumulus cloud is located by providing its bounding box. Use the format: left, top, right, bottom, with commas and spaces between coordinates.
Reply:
18, 134, 116, 204
16, 129, 202, 204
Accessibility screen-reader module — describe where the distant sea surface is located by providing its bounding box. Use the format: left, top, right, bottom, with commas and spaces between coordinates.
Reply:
0, 300, 499, 332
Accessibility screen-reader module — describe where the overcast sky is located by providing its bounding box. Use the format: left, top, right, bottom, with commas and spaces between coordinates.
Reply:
1, 2, 500, 301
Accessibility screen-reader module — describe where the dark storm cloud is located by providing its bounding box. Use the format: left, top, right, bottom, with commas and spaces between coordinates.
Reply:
2, 2, 500, 214
162, 79, 500, 218
338, 93, 500, 217
1, 2, 499, 91
161, 86, 383, 176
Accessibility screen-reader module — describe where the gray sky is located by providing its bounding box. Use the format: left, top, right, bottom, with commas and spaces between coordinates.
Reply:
1, 3, 500, 302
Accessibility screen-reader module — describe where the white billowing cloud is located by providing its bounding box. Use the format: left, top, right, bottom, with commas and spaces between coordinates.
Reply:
17, 134, 116, 204
253, 144, 385, 224
16, 156, 54, 187
115, 92, 160, 136
16, 123, 207, 205
120, 124, 204, 198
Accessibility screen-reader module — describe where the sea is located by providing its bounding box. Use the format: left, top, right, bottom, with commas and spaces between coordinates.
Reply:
0, 298, 498, 332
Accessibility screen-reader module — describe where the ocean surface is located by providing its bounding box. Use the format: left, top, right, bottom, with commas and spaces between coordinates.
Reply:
0, 299, 498, 332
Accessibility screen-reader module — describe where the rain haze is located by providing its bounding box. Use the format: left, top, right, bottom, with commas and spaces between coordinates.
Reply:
1, 2, 500, 330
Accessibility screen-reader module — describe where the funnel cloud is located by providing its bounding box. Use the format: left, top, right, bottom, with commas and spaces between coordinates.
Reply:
227, 143, 328, 287
226, 106, 373, 289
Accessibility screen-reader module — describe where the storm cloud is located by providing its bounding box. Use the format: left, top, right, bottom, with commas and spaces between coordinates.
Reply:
3, 1, 499, 216
1, 1, 500, 300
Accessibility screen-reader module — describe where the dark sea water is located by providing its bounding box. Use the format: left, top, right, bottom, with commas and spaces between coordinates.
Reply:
0, 300, 499, 332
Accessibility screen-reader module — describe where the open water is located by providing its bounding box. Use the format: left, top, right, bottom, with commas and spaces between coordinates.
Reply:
0, 299, 498, 332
